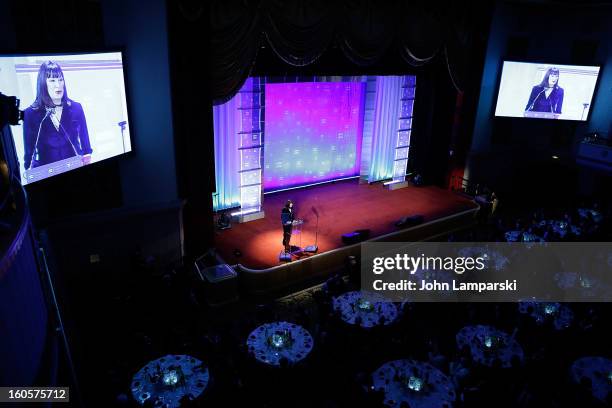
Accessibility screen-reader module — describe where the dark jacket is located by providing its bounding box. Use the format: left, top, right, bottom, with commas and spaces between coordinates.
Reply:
23, 99, 92, 169
525, 85, 564, 114
281, 207, 294, 226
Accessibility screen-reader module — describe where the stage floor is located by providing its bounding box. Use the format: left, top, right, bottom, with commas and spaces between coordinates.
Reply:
215, 179, 477, 269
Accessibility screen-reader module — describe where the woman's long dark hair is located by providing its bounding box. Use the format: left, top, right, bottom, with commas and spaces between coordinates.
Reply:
538, 67, 560, 89
30, 61, 68, 110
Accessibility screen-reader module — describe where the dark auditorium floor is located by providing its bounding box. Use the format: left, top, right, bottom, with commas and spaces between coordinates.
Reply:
51, 201, 611, 407
63, 257, 611, 407
214, 179, 478, 269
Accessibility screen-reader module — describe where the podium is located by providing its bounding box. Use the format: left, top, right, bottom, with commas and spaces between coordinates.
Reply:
289, 219, 304, 254
523, 111, 560, 119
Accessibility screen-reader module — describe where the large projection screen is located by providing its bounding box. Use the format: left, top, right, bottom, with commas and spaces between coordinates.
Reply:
263, 82, 365, 192
495, 61, 600, 121
0, 51, 132, 185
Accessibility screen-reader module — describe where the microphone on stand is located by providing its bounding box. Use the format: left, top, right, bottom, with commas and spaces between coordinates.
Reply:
304, 206, 319, 253
118, 121, 127, 152
27, 109, 53, 170
581, 103, 589, 121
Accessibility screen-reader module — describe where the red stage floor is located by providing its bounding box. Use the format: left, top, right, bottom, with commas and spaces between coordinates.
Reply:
215, 179, 477, 269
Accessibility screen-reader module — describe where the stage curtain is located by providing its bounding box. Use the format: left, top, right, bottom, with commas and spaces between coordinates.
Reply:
263, 0, 336, 66
211, 0, 478, 104
397, 3, 444, 67
212, 97, 241, 211
368, 76, 401, 182
336, 0, 398, 66
442, 2, 478, 92
211, 0, 262, 105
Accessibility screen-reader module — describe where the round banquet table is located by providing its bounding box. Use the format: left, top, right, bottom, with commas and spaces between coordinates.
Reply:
538, 220, 581, 238
518, 300, 573, 330
578, 208, 603, 224
131, 354, 209, 407
504, 230, 522, 242
456, 325, 524, 368
371, 359, 456, 408
457, 246, 509, 271
247, 321, 314, 366
332, 291, 398, 328
554, 272, 612, 300
504, 231, 544, 243
570, 356, 611, 403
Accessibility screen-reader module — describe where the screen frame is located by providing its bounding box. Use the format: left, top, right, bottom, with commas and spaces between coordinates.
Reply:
0, 48, 136, 186
493, 58, 603, 123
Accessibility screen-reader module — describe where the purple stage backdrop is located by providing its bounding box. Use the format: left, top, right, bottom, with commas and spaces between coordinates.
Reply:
264, 82, 365, 192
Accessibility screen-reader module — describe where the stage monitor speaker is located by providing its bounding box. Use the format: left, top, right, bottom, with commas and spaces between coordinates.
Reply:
341, 229, 370, 245
341, 232, 360, 244
355, 229, 370, 239
395, 214, 424, 228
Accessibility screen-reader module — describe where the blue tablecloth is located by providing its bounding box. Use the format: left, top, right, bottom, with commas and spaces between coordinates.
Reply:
458, 246, 509, 271
518, 301, 573, 330
504, 231, 521, 242
554, 272, 612, 300
538, 220, 581, 238
371, 359, 456, 408
131, 354, 209, 407
505, 231, 544, 243
333, 291, 398, 328
570, 356, 611, 403
578, 208, 603, 224
406, 268, 455, 299
247, 321, 314, 366
456, 325, 524, 368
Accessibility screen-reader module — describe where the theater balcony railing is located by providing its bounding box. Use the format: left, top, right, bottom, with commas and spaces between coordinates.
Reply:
576, 137, 612, 173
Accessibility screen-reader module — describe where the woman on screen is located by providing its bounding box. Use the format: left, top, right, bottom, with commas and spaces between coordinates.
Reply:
23, 61, 92, 171
525, 67, 564, 115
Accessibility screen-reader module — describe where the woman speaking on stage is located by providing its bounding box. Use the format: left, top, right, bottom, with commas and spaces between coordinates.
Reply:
281, 200, 295, 253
